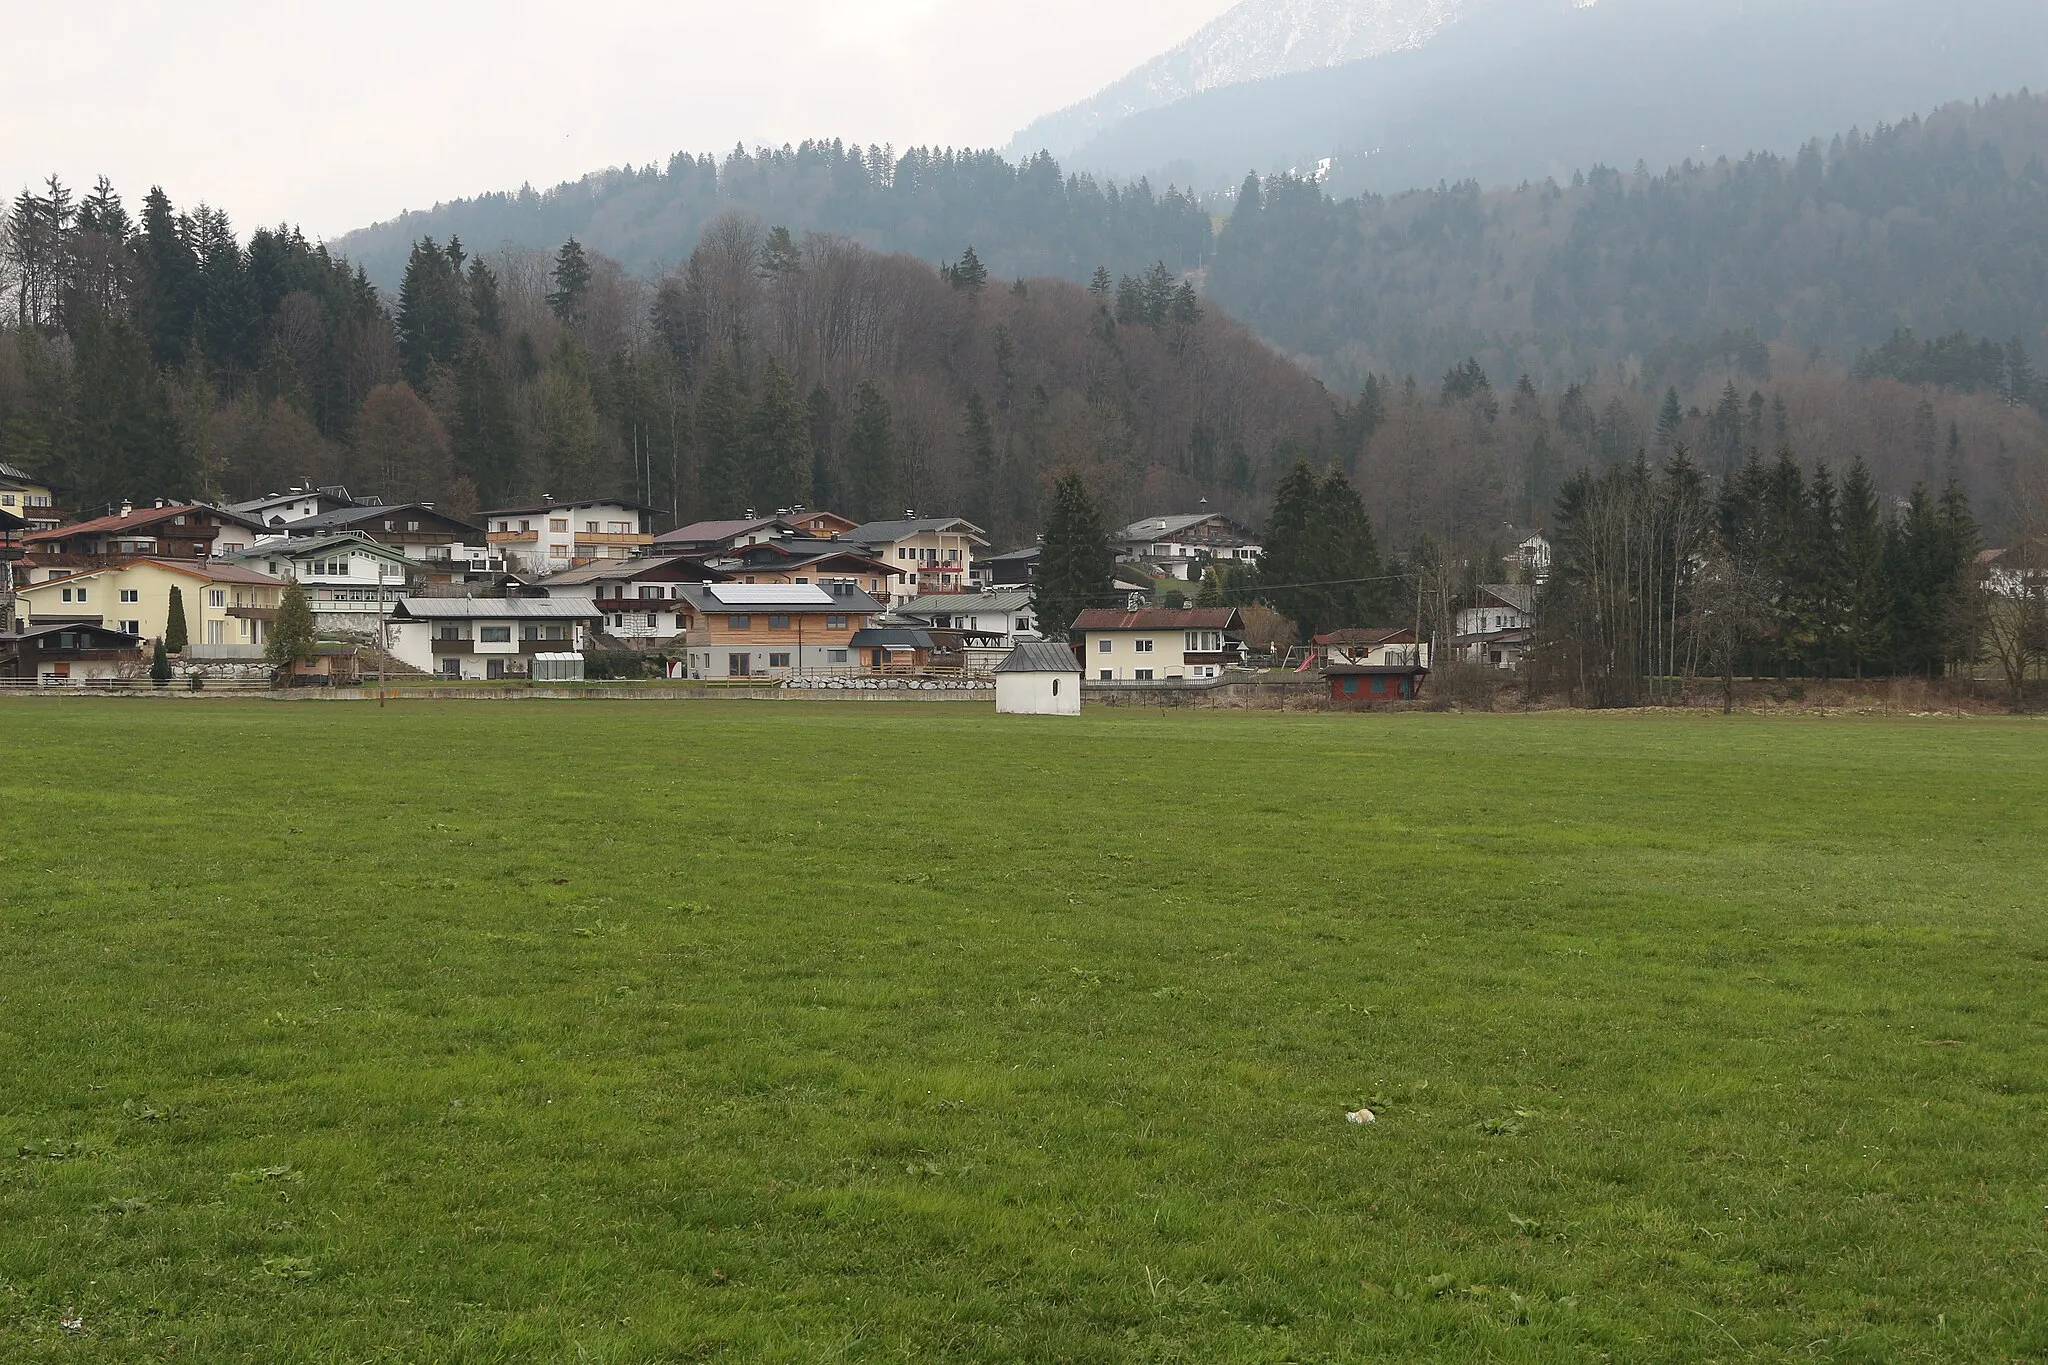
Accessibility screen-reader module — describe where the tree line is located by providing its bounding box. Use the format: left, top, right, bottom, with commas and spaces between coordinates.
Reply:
0, 179, 1334, 545
334, 141, 1217, 298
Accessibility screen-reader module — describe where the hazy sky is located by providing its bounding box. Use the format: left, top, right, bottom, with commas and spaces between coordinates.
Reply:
4, 1, 1239, 241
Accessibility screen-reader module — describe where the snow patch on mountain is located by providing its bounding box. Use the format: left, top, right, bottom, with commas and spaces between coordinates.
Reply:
1012, 0, 1473, 158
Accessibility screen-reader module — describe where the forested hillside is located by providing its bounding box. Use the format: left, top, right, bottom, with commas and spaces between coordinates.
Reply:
1210, 92, 2048, 391
332, 144, 1215, 296
0, 182, 1331, 548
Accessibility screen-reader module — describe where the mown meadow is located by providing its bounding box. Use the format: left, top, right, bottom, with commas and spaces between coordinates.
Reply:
0, 701, 2043, 1362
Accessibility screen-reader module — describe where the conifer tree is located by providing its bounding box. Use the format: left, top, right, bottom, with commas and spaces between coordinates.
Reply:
1088, 266, 1112, 299
547, 238, 592, 323
150, 639, 171, 687
758, 226, 802, 282
165, 585, 189, 654
963, 391, 995, 528
1655, 386, 1685, 450
1032, 472, 1112, 641
805, 384, 838, 510
843, 381, 896, 521
1838, 456, 1887, 677
68, 307, 189, 509
695, 355, 749, 516
748, 356, 811, 513
945, 245, 988, 295
452, 340, 519, 506
266, 580, 317, 675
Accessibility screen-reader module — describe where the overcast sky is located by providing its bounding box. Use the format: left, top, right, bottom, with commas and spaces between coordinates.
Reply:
4, 0, 1238, 242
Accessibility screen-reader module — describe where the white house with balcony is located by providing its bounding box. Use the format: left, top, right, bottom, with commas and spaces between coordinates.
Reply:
227, 533, 413, 637
482, 499, 654, 574
386, 596, 604, 681
1115, 511, 1262, 582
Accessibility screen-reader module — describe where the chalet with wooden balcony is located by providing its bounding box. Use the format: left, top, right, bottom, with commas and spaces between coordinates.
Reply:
482, 499, 654, 573
835, 515, 987, 604
282, 503, 496, 576
0, 622, 146, 683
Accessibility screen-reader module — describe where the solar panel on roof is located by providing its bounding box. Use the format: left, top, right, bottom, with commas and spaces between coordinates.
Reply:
707, 584, 835, 606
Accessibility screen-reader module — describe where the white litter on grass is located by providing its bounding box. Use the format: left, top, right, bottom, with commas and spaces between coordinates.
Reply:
60, 1314, 83, 1332
1346, 1107, 1376, 1125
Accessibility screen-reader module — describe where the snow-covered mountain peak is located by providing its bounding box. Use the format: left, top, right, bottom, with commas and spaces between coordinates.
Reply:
1012, 0, 1474, 158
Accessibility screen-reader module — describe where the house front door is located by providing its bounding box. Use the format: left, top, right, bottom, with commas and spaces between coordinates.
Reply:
729, 653, 751, 677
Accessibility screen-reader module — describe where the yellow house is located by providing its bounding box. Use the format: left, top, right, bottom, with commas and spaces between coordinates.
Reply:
0, 462, 60, 531
18, 558, 284, 653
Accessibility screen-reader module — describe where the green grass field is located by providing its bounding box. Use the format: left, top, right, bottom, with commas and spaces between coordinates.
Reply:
1, 701, 2044, 1363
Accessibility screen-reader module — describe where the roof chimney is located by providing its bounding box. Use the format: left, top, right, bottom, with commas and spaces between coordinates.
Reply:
120, 500, 133, 517
153, 498, 165, 509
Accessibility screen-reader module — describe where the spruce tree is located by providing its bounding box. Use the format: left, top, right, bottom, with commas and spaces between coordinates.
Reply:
547, 238, 592, 323
165, 585, 189, 654
452, 340, 520, 506
1655, 387, 1685, 450
748, 356, 811, 513
946, 246, 988, 295
963, 391, 995, 529
150, 639, 171, 687
759, 226, 802, 282
1257, 461, 1323, 634
1032, 472, 1113, 641
843, 382, 896, 521
1805, 462, 1845, 678
266, 580, 318, 675
695, 356, 749, 516
68, 307, 190, 509
1838, 456, 1886, 677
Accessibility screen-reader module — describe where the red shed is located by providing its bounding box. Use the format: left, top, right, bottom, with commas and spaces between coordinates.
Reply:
1325, 663, 1428, 703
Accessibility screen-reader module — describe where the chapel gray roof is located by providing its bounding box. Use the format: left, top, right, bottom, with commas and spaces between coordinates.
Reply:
994, 641, 1083, 674
838, 517, 987, 545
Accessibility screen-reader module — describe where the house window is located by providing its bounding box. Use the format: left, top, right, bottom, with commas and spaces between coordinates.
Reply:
480, 626, 512, 643
440, 659, 460, 678
120, 619, 140, 635
120, 589, 139, 603
1135, 639, 1154, 653
768, 652, 792, 668
1135, 669, 1154, 681
206, 620, 225, 645
550, 519, 568, 533
827, 614, 847, 630
729, 615, 750, 629
1097, 638, 1111, 653
61, 588, 72, 602
639, 587, 661, 600
209, 590, 225, 607
729, 653, 751, 676
585, 521, 600, 534
646, 614, 659, 628
768, 615, 790, 630
1100, 669, 1112, 681
1052, 678, 1060, 696
828, 649, 848, 664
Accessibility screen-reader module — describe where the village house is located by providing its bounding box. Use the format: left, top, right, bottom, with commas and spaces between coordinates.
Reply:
281, 502, 498, 577
229, 533, 415, 637
1070, 607, 1245, 682
673, 582, 885, 680
229, 484, 366, 527
17, 559, 284, 656
1114, 510, 1263, 582
0, 622, 145, 683
0, 463, 61, 532
1453, 585, 1537, 670
849, 625, 941, 671
994, 640, 1083, 716
709, 540, 901, 597
386, 597, 604, 680
1309, 628, 1431, 670
533, 556, 731, 644
984, 544, 1039, 586
836, 516, 988, 604
483, 499, 654, 573
23, 501, 267, 567
651, 515, 804, 555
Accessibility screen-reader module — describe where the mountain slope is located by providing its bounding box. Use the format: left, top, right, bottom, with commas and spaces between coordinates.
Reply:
1007, 0, 1475, 162
1040, 0, 2048, 194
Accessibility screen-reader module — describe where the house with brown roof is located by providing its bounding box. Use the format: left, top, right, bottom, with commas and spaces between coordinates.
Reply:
23, 502, 265, 565
1070, 607, 1244, 682
1309, 628, 1431, 670
0, 622, 146, 683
